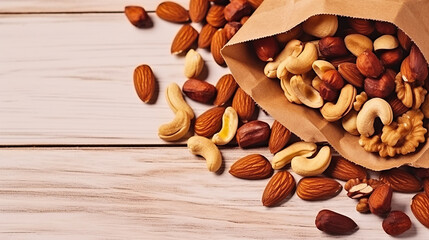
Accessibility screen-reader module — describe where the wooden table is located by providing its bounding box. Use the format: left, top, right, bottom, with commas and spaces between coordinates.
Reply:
0, 1, 426, 238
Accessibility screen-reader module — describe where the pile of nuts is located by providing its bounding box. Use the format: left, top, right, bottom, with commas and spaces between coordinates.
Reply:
126, 0, 429, 236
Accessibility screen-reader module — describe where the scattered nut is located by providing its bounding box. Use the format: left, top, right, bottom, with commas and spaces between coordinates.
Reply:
382, 211, 412, 236
165, 83, 195, 119
124, 6, 153, 28
212, 107, 239, 145
236, 120, 270, 148
187, 135, 222, 172
271, 141, 317, 170
356, 198, 370, 213
315, 209, 358, 235
302, 15, 338, 38
291, 146, 332, 177
229, 154, 273, 180
158, 109, 191, 141
368, 183, 392, 216
182, 79, 216, 104
184, 49, 204, 79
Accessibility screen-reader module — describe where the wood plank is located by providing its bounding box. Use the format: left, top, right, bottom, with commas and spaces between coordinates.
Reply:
0, 0, 189, 13
0, 147, 425, 239
0, 13, 273, 145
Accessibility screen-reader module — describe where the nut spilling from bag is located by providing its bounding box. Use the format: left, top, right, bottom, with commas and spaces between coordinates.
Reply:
257, 15, 429, 158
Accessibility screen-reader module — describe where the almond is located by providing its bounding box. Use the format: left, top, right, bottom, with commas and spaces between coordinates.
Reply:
368, 183, 392, 216
224, 0, 252, 22
338, 62, 364, 88
379, 48, 404, 68
206, 4, 227, 27
397, 29, 412, 52
375, 21, 397, 35
156, 1, 189, 23
262, 170, 295, 207
413, 167, 429, 179
315, 209, 358, 235
229, 154, 273, 180
232, 87, 255, 122
411, 193, 429, 228
211, 29, 228, 66
296, 177, 342, 201
324, 156, 367, 181
379, 168, 422, 193
268, 120, 291, 154
248, 0, 264, 9
236, 120, 270, 148
171, 24, 199, 55
224, 21, 242, 40
124, 6, 153, 28
198, 24, 218, 49
401, 44, 428, 83
388, 97, 409, 117
214, 74, 238, 106
182, 79, 216, 104
133, 64, 156, 103
382, 211, 412, 236
348, 18, 374, 36
195, 107, 225, 137
189, 0, 210, 23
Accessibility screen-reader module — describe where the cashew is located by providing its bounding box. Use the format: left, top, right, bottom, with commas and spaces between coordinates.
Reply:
312, 76, 322, 91
158, 109, 191, 141
290, 75, 324, 108
271, 141, 317, 170
166, 83, 194, 119
275, 40, 304, 79
302, 15, 338, 38
342, 110, 359, 135
312, 60, 335, 79
291, 146, 332, 177
184, 49, 204, 79
187, 136, 222, 172
283, 42, 318, 75
280, 73, 302, 104
373, 35, 399, 51
344, 34, 373, 57
212, 107, 239, 145
320, 84, 357, 122
356, 98, 393, 137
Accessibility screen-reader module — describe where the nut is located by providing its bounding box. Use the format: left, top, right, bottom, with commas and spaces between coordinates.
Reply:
356, 198, 370, 213
224, 21, 242, 40
280, 73, 302, 104
198, 24, 218, 48
206, 4, 227, 27
312, 76, 322, 91
289, 75, 324, 108
397, 29, 412, 52
236, 120, 270, 148
189, 0, 210, 23
388, 97, 409, 117
338, 62, 364, 88
368, 183, 392, 216
212, 107, 239, 145
213, 74, 238, 106
182, 79, 216, 104
356, 50, 384, 78
269, 120, 292, 154
324, 156, 367, 181
283, 42, 318, 74
346, 182, 373, 199
187, 135, 222, 172
296, 177, 342, 201
291, 146, 332, 177
364, 68, 396, 98
373, 35, 399, 51
224, 0, 252, 22
379, 168, 422, 193
248, 0, 263, 9
158, 109, 191, 141
171, 24, 199, 55
184, 49, 204, 79
411, 193, 429, 228
318, 36, 348, 58
330, 55, 357, 68
345, 178, 383, 191
379, 48, 404, 67
321, 70, 344, 90
348, 18, 374, 36
320, 84, 356, 122
252, 36, 280, 62
302, 15, 338, 38
266, 39, 303, 78
356, 98, 393, 137
344, 34, 373, 57
382, 211, 412, 236
229, 154, 273, 180
271, 141, 317, 170
262, 170, 296, 207
124, 6, 153, 28
133, 64, 156, 103
165, 83, 194, 119
195, 107, 225, 137
156, 1, 190, 23
353, 91, 368, 111
375, 21, 397, 35
319, 82, 339, 102
211, 29, 228, 65
401, 44, 428, 83
315, 209, 358, 235
232, 87, 255, 122
395, 72, 427, 109
312, 60, 335, 80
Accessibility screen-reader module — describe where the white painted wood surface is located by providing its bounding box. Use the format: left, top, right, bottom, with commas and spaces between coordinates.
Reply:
0, 148, 425, 239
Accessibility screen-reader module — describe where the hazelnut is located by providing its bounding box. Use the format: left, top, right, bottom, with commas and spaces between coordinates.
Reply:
338, 62, 365, 88
356, 50, 384, 78
375, 21, 397, 35
182, 79, 217, 104
397, 29, 412, 52
348, 18, 375, 36
364, 69, 396, 98
318, 37, 348, 58
236, 120, 271, 148
379, 48, 404, 68
224, 22, 242, 40
382, 211, 412, 236
252, 36, 280, 62
124, 6, 153, 28
368, 183, 392, 216
224, 0, 253, 22
322, 70, 345, 90
401, 44, 429, 83
319, 82, 339, 102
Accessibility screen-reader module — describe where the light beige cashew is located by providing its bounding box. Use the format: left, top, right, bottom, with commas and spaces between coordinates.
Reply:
158, 109, 191, 141
302, 15, 338, 38
312, 60, 336, 79
187, 135, 222, 172
344, 34, 373, 57
320, 84, 357, 122
184, 49, 204, 78
166, 83, 195, 119
212, 107, 239, 145
356, 98, 393, 137
373, 35, 399, 51
289, 75, 324, 108
284, 42, 319, 75
265, 39, 303, 78
342, 110, 359, 136
312, 76, 322, 91
271, 141, 317, 170
291, 146, 332, 177
353, 91, 368, 111
280, 73, 302, 104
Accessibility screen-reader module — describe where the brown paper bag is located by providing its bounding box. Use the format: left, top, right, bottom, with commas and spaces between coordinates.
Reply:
222, 0, 429, 170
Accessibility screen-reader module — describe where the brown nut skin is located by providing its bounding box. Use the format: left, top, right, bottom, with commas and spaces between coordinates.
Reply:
401, 44, 429, 83
224, 0, 253, 22
252, 36, 280, 62
379, 48, 404, 68
262, 170, 295, 207
397, 29, 412, 52
338, 62, 365, 88
382, 211, 412, 236
206, 4, 227, 27
379, 168, 422, 193
183, 79, 217, 104
348, 18, 375, 36
124, 6, 153, 28
375, 21, 397, 35
229, 154, 273, 180
224, 22, 242, 40
232, 87, 255, 122
319, 37, 348, 58
356, 50, 385, 78
324, 156, 367, 181
330, 55, 357, 68
214, 74, 238, 106
364, 69, 396, 98
198, 24, 218, 48
194, 107, 225, 138
269, 120, 291, 154
236, 120, 270, 148
368, 183, 392, 217
315, 210, 358, 235
319, 82, 339, 102
388, 97, 409, 117
322, 70, 345, 90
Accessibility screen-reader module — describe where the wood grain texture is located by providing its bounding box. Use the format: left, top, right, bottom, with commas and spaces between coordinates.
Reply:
0, 147, 426, 239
